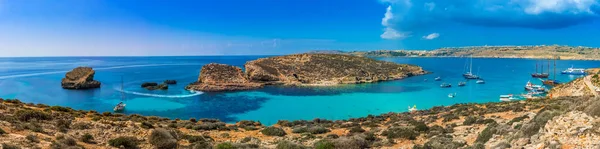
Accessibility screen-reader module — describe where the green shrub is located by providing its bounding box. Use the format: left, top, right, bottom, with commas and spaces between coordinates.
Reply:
26, 134, 39, 143
183, 134, 213, 143
108, 136, 139, 149
381, 127, 418, 140
314, 140, 335, 149
81, 133, 94, 144
463, 116, 478, 125
349, 126, 365, 133
292, 126, 308, 133
276, 141, 306, 149
24, 122, 44, 132
331, 135, 369, 149
49, 106, 72, 112
215, 142, 236, 149
189, 118, 197, 123
422, 135, 466, 149
584, 100, 600, 117
261, 127, 286, 136
72, 122, 90, 130
1, 143, 21, 149
192, 122, 227, 131
0, 128, 6, 135
140, 121, 154, 129
14, 110, 52, 122
149, 128, 178, 149
308, 126, 330, 134
475, 122, 498, 143
55, 118, 72, 132
507, 115, 529, 125
411, 121, 429, 132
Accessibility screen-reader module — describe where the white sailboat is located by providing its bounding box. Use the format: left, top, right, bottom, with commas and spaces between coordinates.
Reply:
114, 76, 126, 112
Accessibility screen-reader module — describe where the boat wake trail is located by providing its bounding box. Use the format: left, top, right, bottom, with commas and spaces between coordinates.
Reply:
0, 63, 202, 80
115, 88, 203, 98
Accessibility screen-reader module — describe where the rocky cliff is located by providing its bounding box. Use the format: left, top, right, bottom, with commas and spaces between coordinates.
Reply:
548, 77, 593, 98
61, 67, 101, 89
185, 63, 263, 92
245, 54, 426, 85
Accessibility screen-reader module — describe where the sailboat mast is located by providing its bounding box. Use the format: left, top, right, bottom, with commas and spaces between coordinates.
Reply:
553, 57, 556, 80
121, 76, 125, 101
470, 55, 473, 74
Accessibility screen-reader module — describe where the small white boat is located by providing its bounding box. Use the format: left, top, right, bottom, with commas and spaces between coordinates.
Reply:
476, 79, 485, 84
434, 77, 442, 81
499, 94, 514, 102
440, 83, 452, 88
114, 102, 126, 112
448, 93, 456, 98
408, 105, 417, 112
458, 81, 466, 86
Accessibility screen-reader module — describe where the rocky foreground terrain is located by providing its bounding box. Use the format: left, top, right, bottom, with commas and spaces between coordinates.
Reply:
186, 54, 426, 92
1, 91, 600, 148
315, 45, 600, 60
61, 67, 101, 90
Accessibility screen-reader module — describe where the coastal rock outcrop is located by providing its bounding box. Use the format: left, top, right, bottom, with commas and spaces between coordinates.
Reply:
61, 67, 101, 89
548, 77, 593, 98
141, 82, 158, 88
185, 63, 264, 92
244, 54, 427, 85
144, 83, 168, 90
164, 80, 177, 84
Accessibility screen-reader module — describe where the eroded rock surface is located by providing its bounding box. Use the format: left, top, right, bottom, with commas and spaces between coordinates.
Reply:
245, 54, 426, 85
185, 63, 263, 92
61, 67, 101, 89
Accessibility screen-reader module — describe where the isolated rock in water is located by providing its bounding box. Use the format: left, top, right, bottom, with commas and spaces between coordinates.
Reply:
141, 82, 158, 88
164, 80, 177, 84
244, 54, 427, 85
186, 63, 263, 92
145, 83, 168, 90
61, 67, 101, 89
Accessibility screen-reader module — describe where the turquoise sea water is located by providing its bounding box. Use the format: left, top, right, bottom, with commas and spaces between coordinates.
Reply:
0, 56, 597, 125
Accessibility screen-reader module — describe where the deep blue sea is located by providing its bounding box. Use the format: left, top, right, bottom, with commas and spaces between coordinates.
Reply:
0, 56, 597, 125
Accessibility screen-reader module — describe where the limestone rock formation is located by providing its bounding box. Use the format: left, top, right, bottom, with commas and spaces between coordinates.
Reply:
141, 82, 158, 88
164, 80, 177, 84
61, 67, 101, 89
185, 63, 264, 92
244, 54, 426, 85
548, 77, 593, 98
144, 83, 168, 90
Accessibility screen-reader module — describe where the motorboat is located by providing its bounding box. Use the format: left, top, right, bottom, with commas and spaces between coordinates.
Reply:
476, 79, 485, 84
500, 94, 519, 101
435, 77, 442, 81
524, 80, 545, 91
440, 83, 452, 88
561, 66, 586, 75
458, 81, 466, 86
448, 93, 456, 98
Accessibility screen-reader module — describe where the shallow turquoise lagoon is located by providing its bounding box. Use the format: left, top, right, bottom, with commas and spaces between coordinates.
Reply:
0, 56, 597, 125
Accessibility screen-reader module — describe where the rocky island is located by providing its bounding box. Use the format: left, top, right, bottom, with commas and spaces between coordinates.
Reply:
186, 54, 426, 92
61, 67, 101, 90
185, 63, 264, 92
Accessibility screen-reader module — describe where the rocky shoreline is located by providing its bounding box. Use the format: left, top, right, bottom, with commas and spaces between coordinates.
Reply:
1, 93, 599, 148
186, 54, 427, 92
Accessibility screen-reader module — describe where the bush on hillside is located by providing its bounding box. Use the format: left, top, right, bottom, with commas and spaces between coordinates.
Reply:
314, 140, 335, 149
149, 128, 178, 149
14, 110, 52, 122
475, 122, 498, 143
81, 133, 94, 144
261, 127, 286, 136
1, 143, 21, 149
108, 136, 139, 149
381, 127, 418, 140
276, 141, 306, 149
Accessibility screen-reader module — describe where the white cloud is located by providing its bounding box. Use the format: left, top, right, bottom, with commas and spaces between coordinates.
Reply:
525, 0, 598, 15
381, 28, 409, 39
422, 33, 439, 40
378, 0, 600, 39
381, 5, 410, 39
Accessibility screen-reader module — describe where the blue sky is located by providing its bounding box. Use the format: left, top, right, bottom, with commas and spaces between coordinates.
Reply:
0, 0, 599, 56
